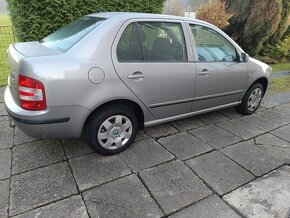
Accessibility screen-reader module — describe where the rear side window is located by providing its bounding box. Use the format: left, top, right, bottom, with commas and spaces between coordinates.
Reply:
190, 24, 237, 62
117, 23, 144, 61
117, 22, 187, 62
42, 16, 106, 51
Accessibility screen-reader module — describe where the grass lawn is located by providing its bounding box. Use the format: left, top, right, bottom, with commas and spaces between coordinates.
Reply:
270, 63, 290, 73
0, 14, 14, 86
269, 75, 290, 93
0, 14, 11, 26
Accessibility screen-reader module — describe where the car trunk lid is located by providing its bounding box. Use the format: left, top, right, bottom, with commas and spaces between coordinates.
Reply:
13, 41, 62, 57
7, 42, 62, 106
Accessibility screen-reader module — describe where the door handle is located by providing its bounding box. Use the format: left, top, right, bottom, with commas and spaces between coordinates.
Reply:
198, 69, 210, 75
127, 71, 144, 79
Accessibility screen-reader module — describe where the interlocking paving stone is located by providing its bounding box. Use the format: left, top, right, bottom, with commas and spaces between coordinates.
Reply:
10, 162, 78, 216
223, 165, 290, 218
157, 131, 213, 160
186, 151, 254, 195
170, 116, 205, 131
196, 112, 230, 124
12, 140, 66, 174
13, 127, 38, 146
0, 103, 7, 116
216, 119, 264, 140
190, 124, 241, 149
83, 175, 163, 218
274, 103, 290, 114
169, 194, 241, 218
0, 116, 9, 122
221, 141, 284, 176
62, 139, 93, 159
260, 100, 280, 109
144, 123, 178, 138
0, 87, 4, 103
120, 138, 174, 172
0, 210, 7, 218
135, 130, 148, 141
69, 153, 130, 191
0, 149, 11, 180
255, 133, 290, 164
271, 124, 290, 142
0, 122, 13, 149
13, 196, 89, 218
255, 105, 267, 113
258, 109, 290, 124
218, 107, 244, 119
0, 180, 10, 218
268, 92, 290, 105
139, 160, 212, 215
240, 113, 284, 131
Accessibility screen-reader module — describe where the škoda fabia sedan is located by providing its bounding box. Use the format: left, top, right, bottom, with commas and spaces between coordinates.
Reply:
4, 12, 272, 155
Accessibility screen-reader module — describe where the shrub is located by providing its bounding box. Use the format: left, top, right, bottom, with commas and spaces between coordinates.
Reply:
253, 55, 278, 65
196, 0, 233, 29
7, 0, 164, 42
274, 35, 290, 62
267, 0, 290, 45
262, 35, 290, 63
225, 0, 289, 55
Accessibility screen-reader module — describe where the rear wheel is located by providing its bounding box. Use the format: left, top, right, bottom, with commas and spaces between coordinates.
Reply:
236, 83, 264, 115
85, 104, 138, 155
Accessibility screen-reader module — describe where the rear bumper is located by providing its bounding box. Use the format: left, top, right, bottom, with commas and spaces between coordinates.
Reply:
4, 86, 90, 138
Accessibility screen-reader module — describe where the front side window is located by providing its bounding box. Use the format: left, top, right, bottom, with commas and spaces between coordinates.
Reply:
117, 21, 187, 62
190, 24, 237, 62
42, 16, 106, 51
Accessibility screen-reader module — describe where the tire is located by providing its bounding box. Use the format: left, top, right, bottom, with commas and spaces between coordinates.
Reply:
236, 83, 264, 115
85, 104, 138, 155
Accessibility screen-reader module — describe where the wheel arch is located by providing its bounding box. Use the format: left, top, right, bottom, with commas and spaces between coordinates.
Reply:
255, 77, 268, 96
246, 77, 269, 97
82, 99, 145, 135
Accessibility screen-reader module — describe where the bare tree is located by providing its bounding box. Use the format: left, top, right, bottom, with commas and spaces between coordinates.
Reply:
163, 0, 185, 16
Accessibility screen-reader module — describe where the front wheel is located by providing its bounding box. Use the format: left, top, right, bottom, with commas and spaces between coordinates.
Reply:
236, 83, 264, 115
85, 104, 138, 155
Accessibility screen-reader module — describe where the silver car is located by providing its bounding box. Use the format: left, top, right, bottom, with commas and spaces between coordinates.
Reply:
4, 12, 272, 155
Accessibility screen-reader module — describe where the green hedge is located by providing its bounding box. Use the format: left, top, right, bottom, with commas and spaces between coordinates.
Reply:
7, 0, 164, 42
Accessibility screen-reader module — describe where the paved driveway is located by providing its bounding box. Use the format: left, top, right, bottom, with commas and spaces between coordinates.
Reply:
1, 86, 290, 218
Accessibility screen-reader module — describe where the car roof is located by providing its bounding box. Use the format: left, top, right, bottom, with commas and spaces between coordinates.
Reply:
88, 12, 211, 26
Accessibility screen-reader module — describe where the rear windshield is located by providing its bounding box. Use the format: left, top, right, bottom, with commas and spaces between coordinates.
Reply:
41, 16, 106, 51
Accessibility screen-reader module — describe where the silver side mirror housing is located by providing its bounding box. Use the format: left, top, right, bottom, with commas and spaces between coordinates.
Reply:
241, 53, 249, 63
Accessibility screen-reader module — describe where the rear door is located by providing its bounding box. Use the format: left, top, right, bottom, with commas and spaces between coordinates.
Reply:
188, 23, 248, 111
112, 19, 197, 119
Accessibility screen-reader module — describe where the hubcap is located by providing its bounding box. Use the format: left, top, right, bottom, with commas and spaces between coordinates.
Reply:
98, 115, 133, 150
248, 88, 262, 112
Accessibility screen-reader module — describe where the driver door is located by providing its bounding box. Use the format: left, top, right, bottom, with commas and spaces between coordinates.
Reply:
189, 24, 248, 111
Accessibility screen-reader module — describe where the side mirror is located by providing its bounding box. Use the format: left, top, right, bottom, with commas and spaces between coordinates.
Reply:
241, 53, 249, 63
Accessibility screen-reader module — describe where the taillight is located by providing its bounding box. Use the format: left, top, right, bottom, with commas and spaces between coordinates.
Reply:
18, 75, 46, 110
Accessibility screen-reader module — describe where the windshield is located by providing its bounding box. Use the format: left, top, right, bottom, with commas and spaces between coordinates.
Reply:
41, 16, 106, 51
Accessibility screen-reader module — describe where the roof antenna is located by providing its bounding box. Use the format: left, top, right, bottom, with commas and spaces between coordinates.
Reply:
96, 10, 101, 13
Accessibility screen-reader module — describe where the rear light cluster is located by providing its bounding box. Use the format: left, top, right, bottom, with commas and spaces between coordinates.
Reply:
18, 75, 46, 110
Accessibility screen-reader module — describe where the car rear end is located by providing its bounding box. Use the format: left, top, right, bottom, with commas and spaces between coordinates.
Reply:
4, 42, 90, 138
4, 16, 107, 138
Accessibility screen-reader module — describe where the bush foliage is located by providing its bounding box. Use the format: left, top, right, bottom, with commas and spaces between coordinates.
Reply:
263, 36, 290, 63
7, 0, 164, 42
196, 0, 232, 29
225, 0, 290, 56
